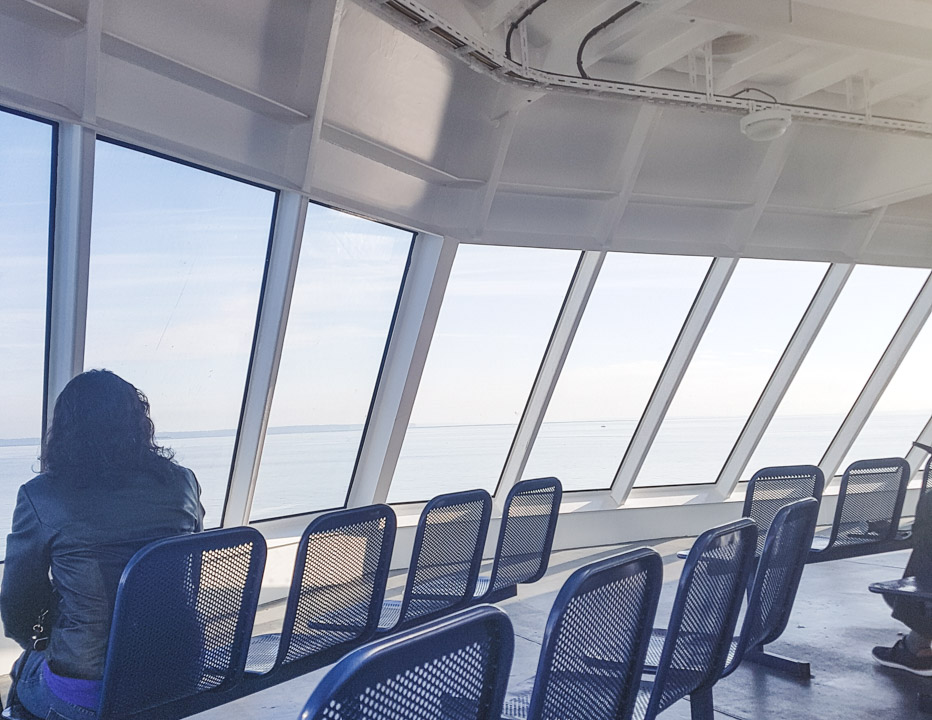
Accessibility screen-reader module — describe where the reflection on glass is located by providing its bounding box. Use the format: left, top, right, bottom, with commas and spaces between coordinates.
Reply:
523, 252, 711, 491
0, 110, 52, 553
250, 206, 411, 520
635, 259, 827, 487
85, 141, 274, 526
389, 245, 578, 503
842, 298, 932, 473
746, 265, 930, 478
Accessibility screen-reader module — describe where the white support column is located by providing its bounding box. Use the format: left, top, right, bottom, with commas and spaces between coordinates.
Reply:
717, 263, 853, 496
611, 257, 738, 503
495, 251, 605, 510
223, 192, 307, 527
820, 271, 932, 480
46, 124, 95, 427
347, 234, 458, 507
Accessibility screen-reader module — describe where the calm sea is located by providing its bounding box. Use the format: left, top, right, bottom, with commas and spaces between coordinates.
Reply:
0, 413, 924, 554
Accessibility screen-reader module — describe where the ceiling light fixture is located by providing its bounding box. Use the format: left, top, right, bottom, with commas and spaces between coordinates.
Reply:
740, 106, 792, 141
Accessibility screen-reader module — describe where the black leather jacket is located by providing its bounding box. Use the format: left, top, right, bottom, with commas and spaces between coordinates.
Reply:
1, 465, 204, 679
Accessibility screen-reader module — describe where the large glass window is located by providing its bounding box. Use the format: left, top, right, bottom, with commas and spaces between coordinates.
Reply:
250, 206, 411, 520
635, 259, 827, 487
85, 141, 275, 526
0, 110, 53, 550
841, 298, 932, 471
522, 252, 711, 491
388, 245, 578, 503
746, 265, 930, 478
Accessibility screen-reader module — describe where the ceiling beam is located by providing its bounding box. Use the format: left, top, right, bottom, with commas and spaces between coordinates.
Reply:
715, 40, 800, 95
856, 68, 932, 109
799, 0, 932, 32
478, 0, 531, 33
622, 22, 723, 83
100, 34, 310, 123
599, 104, 661, 242
470, 90, 542, 238
686, 0, 932, 66
295, 0, 345, 191
726, 124, 799, 251
781, 54, 869, 102
582, 0, 696, 68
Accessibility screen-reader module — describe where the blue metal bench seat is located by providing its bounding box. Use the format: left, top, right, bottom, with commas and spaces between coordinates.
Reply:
500, 547, 661, 720
300, 605, 514, 720
1, 528, 268, 720
635, 519, 757, 720
808, 457, 911, 563
474, 477, 561, 604
242, 504, 395, 687
377, 489, 492, 633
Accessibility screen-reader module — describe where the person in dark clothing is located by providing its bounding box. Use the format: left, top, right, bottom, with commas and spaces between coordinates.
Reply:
1, 370, 204, 719
872, 488, 932, 676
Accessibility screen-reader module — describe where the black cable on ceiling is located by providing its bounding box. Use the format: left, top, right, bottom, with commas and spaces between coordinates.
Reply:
505, 0, 551, 62
730, 87, 779, 104
576, 2, 641, 79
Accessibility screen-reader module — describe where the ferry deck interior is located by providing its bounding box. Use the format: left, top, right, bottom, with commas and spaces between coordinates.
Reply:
2, 1, 932, 718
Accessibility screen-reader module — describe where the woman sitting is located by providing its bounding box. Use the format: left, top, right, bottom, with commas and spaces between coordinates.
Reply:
1, 370, 204, 719
872, 488, 932, 676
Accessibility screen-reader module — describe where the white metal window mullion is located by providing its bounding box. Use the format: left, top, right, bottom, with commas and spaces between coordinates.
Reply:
223, 192, 307, 527
46, 124, 95, 433
347, 233, 458, 508
494, 250, 605, 512
611, 256, 737, 504
819, 270, 932, 481
716, 263, 853, 498
907, 415, 932, 483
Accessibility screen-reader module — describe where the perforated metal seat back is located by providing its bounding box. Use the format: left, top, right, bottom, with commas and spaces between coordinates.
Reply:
744, 465, 824, 556
831, 457, 910, 547
648, 519, 757, 718
282, 505, 395, 666
488, 477, 561, 595
527, 548, 661, 720
729, 498, 819, 674
399, 489, 491, 627
98, 527, 266, 719
300, 605, 514, 720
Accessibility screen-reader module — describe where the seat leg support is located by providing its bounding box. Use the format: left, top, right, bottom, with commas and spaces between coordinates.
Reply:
744, 646, 812, 679
689, 688, 714, 720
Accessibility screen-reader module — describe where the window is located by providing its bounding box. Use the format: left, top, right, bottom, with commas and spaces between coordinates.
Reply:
635, 259, 827, 487
0, 109, 53, 552
842, 301, 932, 471
388, 245, 578, 503
746, 265, 930, 478
522, 252, 711, 491
84, 141, 275, 526
250, 205, 411, 520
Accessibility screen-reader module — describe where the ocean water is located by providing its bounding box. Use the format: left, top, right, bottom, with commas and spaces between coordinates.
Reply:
0, 413, 925, 554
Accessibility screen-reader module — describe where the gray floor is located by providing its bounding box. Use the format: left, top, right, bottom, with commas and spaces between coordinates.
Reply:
191, 536, 926, 720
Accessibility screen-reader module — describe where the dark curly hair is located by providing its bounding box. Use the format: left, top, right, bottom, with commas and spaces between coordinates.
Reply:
41, 370, 177, 482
